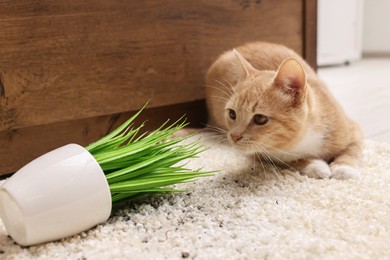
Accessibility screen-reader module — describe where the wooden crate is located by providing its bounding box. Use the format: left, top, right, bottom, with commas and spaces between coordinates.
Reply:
0, 0, 317, 175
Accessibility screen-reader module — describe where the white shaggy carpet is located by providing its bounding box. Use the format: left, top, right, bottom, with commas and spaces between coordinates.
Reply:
1, 134, 390, 259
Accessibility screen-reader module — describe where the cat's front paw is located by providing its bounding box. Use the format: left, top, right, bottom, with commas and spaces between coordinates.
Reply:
301, 160, 331, 179
331, 165, 360, 180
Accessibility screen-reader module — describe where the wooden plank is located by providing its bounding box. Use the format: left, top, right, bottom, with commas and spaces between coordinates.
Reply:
200, 0, 304, 70
0, 0, 303, 131
0, 100, 207, 175
0, 1, 203, 131
304, 0, 318, 70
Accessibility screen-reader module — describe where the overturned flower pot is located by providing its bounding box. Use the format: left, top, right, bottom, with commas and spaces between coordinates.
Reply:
0, 144, 112, 246
0, 106, 210, 246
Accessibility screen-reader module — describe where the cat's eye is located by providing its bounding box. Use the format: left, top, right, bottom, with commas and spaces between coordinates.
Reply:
228, 109, 236, 120
253, 114, 269, 125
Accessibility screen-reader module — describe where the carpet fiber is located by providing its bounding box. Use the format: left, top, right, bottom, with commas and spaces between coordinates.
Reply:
1, 134, 390, 259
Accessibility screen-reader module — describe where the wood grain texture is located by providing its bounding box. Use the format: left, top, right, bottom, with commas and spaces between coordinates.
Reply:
0, 101, 207, 175
304, 0, 318, 71
0, 0, 313, 175
0, 0, 303, 131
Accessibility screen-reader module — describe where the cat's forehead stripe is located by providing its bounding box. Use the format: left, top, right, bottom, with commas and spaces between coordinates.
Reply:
251, 101, 259, 113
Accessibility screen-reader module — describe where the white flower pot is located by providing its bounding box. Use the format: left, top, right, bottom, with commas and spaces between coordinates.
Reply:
0, 144, 112, 246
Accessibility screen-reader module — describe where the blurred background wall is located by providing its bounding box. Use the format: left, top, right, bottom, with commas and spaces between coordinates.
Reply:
317, 0, 390, 66
363, 0, 390, 55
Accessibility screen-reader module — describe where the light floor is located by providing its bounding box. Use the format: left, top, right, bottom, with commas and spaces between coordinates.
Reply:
318, 58, 390, 144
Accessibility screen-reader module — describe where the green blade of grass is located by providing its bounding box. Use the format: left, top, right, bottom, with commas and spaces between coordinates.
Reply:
86, 103, 212, 206
109, 175, 202, 193
89, 124, 145, 155
105, 150, 203, 184
86, 102, 148, 152
93, 123, 183, 164
105, 148, 179, 181
103, 140, 201, 178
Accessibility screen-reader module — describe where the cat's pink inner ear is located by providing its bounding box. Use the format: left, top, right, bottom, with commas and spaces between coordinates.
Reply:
274, 58, 306, 93
232, 49, 258, 79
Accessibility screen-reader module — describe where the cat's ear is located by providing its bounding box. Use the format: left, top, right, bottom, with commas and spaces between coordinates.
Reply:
232, 49, 258, 79
274, 58, 307, 104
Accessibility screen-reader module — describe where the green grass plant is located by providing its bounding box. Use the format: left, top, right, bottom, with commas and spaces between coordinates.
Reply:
86, 106, 211, 205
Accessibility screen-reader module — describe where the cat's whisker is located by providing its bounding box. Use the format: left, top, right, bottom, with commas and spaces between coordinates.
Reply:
262, 155, 283, 180
250, 142, 286, 180
255, 153, 267, 174
211, 138, 227, 145
262, 144, 303, 159
205, 124, 228, 135
222, 79, 235, 91
210, 134, 227, 142
202, 126, 228, 145
259, 142, 301, 158
251, 152, 257, 171
205, 124, 227, 132
264, 152, 297, 173
265, 159, 284, 180
214, 80, 234, 96
204, 130, 225, 138
251, 143, 283, 179
251, 142, 298, 173
210, 95, 230, 103
204, 84, 232, 99
210, 133, 227, 142
251, 144, 269, 175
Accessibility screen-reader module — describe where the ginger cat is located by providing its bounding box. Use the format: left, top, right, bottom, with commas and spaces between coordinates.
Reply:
205, 42, 363, 179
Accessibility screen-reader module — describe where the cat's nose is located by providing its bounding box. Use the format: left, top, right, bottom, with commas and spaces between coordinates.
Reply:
230, 134, 243, 143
